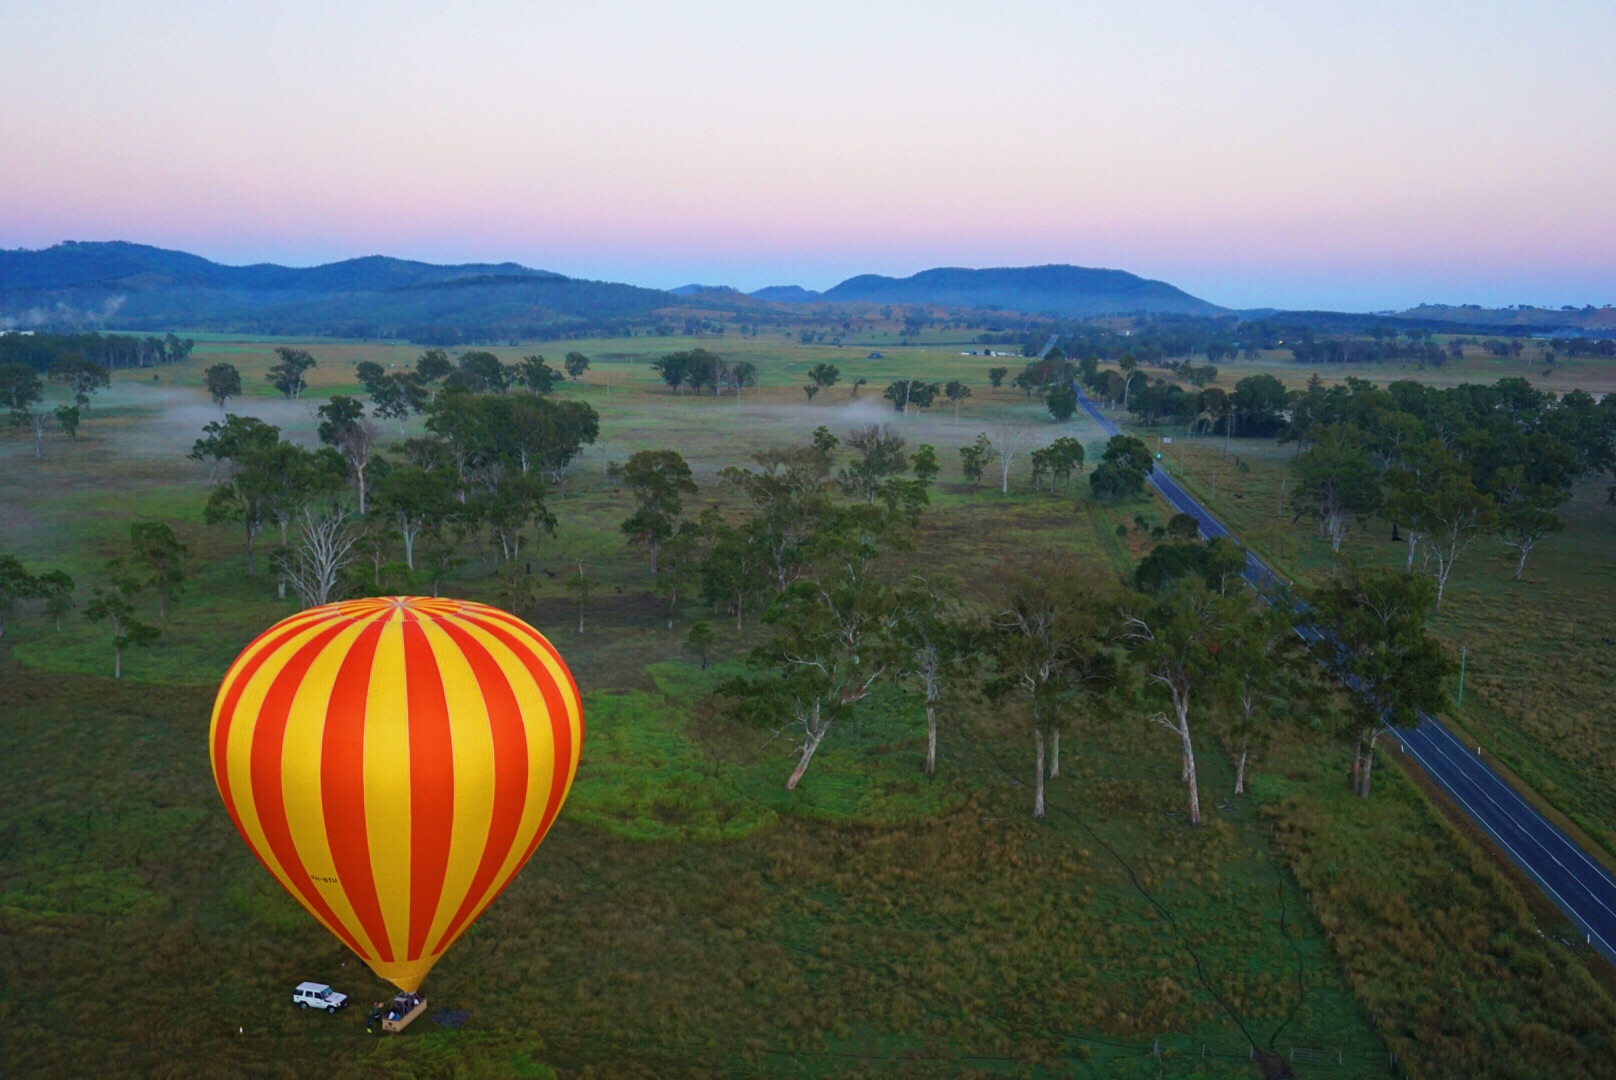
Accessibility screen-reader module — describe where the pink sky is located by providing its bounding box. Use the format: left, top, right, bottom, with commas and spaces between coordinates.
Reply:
2, 1, 1612, 310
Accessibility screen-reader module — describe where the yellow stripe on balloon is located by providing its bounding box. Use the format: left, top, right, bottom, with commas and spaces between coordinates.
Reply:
279, 617, 379, 960
364, 611, 413, 964
224, 617, 339, 895
435, 614, 546, 927
416, 614, 497, 960
455, 615, 571, 915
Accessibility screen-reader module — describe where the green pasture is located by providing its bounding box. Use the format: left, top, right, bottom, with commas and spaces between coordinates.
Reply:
3, 337, 1614, 1078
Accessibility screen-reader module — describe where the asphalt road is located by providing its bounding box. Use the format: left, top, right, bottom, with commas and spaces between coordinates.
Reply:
1073, 381, 1616, 963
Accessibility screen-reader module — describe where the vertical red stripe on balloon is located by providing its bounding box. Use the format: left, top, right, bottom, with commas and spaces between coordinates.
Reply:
212, 612, 339, 840
428, 618, 530, 954
453, 613, 574, 903
470, 607, 586, 747
248, 619, 371, 959
401, 612, 455, 961
319, 619, 393, 963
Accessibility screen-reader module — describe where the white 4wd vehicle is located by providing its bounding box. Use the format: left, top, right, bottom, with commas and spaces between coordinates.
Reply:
292, 982, 349, 1013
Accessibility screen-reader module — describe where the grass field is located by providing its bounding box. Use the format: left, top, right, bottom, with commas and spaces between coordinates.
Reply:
3, 338, 1615, 1078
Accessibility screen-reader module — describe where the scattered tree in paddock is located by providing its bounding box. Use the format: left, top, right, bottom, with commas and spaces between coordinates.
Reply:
1029, 437, 1085, 494
450, 351, 512, 394
986, 564, 1117, 818
731, 506, 902, 790
356, 360, 427, 431
988, 419, 1034, 494
35, 569, 75, 630
278, 504, 366, 609
883, 378, 939, 415
1133, 536, 1246, 597
684, 621, 714, 669
958, 434, 991, 488
804, 363, 840, 401
654, 523, 702, 629
563, 351, 591, 380
414, 348, 453, 385
194, 415, 283, 574
204, 363, 242, 412
53, 405, 79, 440
566, 560, 595, 634
895, 580, 974, 776
944, 380, 971, 421
48, 353, 109, 409
317, 396, 380, 514
1490, 465, 1568, 581
698, 514, 772, 631
987, 366, 1008, 388
0, 555, 35, 639
730, 359, 759, 398
1121, 581, 1249, 826
1412, 468, 1496, 613
84, 583, 160, 680
1089, 458, 1146, 502
838, 425, 908, 504
617, 450, 697, 573
374, 464, 457, 572
719, 445, 833, 592
129, 521, 187, 620
265, 347, 316, 399
514, 354, 559, 393
1214, 601, 1315, 795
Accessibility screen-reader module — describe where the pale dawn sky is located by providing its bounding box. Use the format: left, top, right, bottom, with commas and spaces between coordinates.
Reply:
1, 0, 1611, 310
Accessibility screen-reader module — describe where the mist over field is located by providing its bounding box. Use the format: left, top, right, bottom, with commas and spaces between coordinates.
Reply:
5, 3, 1616, 1078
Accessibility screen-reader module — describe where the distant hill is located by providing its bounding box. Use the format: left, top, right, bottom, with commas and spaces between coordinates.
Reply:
1394, 303, 1616, 333
0, 241, 677, 339
749, 285, 825, 303
814, 264, 1224, 316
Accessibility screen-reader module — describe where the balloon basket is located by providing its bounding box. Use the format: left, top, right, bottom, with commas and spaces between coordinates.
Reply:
381, 994, 428, 1033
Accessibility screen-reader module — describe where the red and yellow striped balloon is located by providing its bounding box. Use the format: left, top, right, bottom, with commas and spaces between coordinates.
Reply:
208, 597, 583, 992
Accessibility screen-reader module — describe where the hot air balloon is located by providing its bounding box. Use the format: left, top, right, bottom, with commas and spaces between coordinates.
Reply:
209, 597, 583, 992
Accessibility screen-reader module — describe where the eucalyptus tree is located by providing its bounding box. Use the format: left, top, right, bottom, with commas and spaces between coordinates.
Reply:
373, 463, 458, 572
1489, 464, 1568, 581
265, 347, 316, 399
84, 582, 160, 679
617, 449, 697, 573
895, 579, 975, 776
1292, 424, 1381, 552
805, 363, 840, 401
1214, 600, 1315, 795
720, 445, 833, 592
129, 521, 187, 620
1120, 581, 1249, 826
986, 563, 1117, 818
317, 395, 380, 513
204, 363, 242, 412
0, 554, 35, 639
838, 424, 908, 503
48, 353, 109, 409
734, 505, 903, 790
1309, 565, 1452, 799
698, 514, 773, 631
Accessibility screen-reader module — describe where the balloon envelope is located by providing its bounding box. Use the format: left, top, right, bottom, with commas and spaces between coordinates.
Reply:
209, 597, 583, 991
